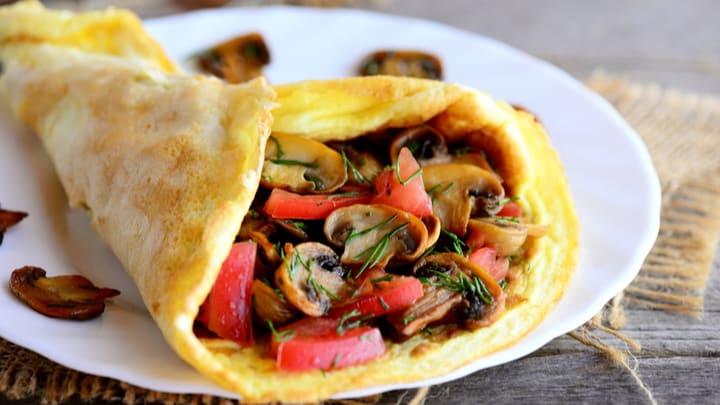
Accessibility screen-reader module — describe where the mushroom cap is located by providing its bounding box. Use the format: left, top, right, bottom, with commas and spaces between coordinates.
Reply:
324, 204, 433, 272
466, 217, 528, 256
412, 253, 505, 330
389, 125, 450, 167
261, 133, 347, 193
423, 163, 505, 235
274, 242, 350, 317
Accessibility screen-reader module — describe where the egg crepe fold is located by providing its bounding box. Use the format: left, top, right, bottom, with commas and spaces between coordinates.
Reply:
0, 1, 578, 403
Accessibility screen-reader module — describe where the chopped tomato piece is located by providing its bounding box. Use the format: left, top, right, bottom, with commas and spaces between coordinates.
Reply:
263, 188, 372, 219
271, 317, 385, 371
371, 147, 433, 218
328, 274, 423, 318
465, 231, 486, 252
468, 246, 509, 281
200, 242, 256, 347
497, 200, 522, 218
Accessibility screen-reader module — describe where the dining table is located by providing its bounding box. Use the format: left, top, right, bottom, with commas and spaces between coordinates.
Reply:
1, 0, 719, 404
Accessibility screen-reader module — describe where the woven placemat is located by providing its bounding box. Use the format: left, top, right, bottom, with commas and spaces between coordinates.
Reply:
1, 72, 719, 404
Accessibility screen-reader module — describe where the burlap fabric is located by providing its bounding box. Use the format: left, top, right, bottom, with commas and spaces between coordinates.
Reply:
0, 72, 718, 404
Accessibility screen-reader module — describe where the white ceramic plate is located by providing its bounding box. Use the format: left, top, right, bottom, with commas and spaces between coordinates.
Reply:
0, 6, 660, 400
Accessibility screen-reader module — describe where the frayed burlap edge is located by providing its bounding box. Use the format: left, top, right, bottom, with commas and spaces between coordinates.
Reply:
561, 72, 720, 405
1, 73, 719, 404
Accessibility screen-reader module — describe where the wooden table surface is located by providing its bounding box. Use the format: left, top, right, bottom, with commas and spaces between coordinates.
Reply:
8, 0, 720, 404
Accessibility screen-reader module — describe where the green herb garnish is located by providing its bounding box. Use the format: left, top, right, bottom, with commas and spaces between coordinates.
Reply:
394, 161, 423, 186
352, 222, 409, 279
453, 146, 471, 156
307, 272, 341, 301
330, 353, 342, 368
498, 196, 519, 206
370, 275, 393, 284
378, 296, 390, 311
341, 149, 370, 184
428, 269, 494, 305
328, 191, 361, 199
269, 158, 320, 168
345, 214, 398, 244
267, 320, 296, 342
269, 135, 284, 159
493, 216, 521, 224
336, 309, 363, 334
441, 228, 469, 257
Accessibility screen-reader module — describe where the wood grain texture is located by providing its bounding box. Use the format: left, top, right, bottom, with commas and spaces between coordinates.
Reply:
2, 1, 718, 404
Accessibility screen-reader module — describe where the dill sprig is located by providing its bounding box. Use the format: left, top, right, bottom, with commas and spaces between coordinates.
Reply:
394, 161, 423, 186
370, 275, 393, 284
306, 271, 341, 301
428, 269, 494, 305
352, 222, 409, 279
269, 158, 320, 168
269, 135, 284, 159
345, 214, 398, 244
441, 228, 470, 257
267, 320, 296, 342
498, 196, 519, 206
493, 215, 521, 224
341, 150, 370, 184
336, 309, 363, 334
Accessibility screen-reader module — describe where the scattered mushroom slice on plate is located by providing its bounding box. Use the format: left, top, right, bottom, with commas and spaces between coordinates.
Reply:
324, 204, 432, 274
0, 207, 28, 245
9, 266, 120, 320
261, 133, 347, 193
195, 32, 270, 83
358, 50, 443, 80
389, 125, 451, 166
423, 163, 505, 235
274, 242, 350, 316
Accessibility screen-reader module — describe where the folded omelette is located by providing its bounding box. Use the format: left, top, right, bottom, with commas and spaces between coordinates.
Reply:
0, 1, 578, 402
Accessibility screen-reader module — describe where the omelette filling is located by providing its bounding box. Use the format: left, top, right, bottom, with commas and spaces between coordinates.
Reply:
195, 125, 547, 372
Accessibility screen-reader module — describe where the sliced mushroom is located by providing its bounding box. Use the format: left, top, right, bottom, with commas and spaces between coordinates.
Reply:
423, 163, 505, 235
388, 283, 462, 338
251, 279, 298, 327
358, 50, 443, 80
236, 210, 273, 241
262, 133, 347, 193
9, 266, 120, 320
390, 125, 450, 167
195, 32, 270, 83
466, 218, 528, 256
0, 207, 28, 246
275, 242, 351, 316
247, 230, 282, 268
422, 215, 442, 249
412, 253, 505, 331
324, 204, 432, 273
272, 219, 310, 241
